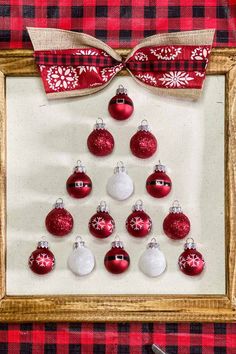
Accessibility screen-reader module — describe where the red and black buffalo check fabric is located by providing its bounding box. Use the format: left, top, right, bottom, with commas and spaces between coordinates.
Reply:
0, 0, 235, 49
0, 322, 235, 354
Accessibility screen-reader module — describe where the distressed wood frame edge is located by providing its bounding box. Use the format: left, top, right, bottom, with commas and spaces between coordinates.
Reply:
0, 48, 235, 322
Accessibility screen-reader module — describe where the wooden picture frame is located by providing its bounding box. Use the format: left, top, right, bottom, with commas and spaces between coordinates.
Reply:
0, 48, 235, 322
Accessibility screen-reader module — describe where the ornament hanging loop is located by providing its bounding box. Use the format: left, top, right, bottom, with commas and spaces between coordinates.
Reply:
95, 117, 106, 130
97, 200, 109, 212
184, 237, 196, 250
114, 161, 126, 173
116, 84, 127, 95
74, 236, 85, 249
112, 235, 124, 248
74, 159, 86, 173
133, 199, 144, 211
138, 119, 150, 132
169, 200, 182, 213
54, 198, 64, 208
147, 237, 159, 249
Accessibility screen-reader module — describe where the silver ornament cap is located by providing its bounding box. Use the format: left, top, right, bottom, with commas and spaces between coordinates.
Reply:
94, 117, 106, 130
37, 239, 49, 249
73, 236, 85, 249
132, 200, 144, 212
138, 119, 151, 132
97, 201, 109, 213
154, 160, 166, 173
116, 84, 128, 95
146, 238, 160, 249
73, 160, 86, 173
114, 161, 126, 174
54, 198, 64, 209
184, 238, 196, 250
111, 236, 124, 249
169, 200, 183, 214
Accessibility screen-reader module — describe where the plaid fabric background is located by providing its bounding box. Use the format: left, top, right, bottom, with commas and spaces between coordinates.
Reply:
0, 322, 235, 354
0, 0, 235, 48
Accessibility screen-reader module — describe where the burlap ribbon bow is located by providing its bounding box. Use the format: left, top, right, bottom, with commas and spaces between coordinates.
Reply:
28, 27, 215, 100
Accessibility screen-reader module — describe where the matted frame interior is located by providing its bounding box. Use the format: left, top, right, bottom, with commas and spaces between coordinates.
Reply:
0, 48, 235, 322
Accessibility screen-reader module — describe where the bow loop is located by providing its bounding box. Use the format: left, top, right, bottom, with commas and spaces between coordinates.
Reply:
28, 27, 215, 100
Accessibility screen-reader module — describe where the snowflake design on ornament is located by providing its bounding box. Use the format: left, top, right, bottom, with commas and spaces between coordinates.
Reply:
107, 220, 115, 233
39, 65, 46, 72
130, 216, 144, 230
150, 46, 182, 60
101, 63, 123, 82
101, 51, 109, 57
36, 253, 51, 267
136, 73, 157, 85
77, 66, 98, 75
75, 49, 99, 56
186, 254, 201, 267
92, 217, 106, 230
147, 218, 152, 231
178, 256, 187, 269
28, 255, 34, 266
191, 47, 210, 63
46, 66, 78, 91
134, 51, 148, 61
159, 71, 194, 88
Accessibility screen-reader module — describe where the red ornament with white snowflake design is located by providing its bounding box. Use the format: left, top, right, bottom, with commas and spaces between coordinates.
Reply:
108, 85, 134, 120
87, 118, 114, 156
104, 236, 130, 274
130, 120, 157, 159
66, 160, 92, 198
28, 239, 55, 275
178, 238, 205, 276
163, 200, 190, 240
126, 200, 152, 237
89, 201, 115, 239
45, 198, 73, 237
146, 161, 172, 198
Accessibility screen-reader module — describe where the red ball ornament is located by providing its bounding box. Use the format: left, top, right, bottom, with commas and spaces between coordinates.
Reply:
108, 85, 134, 120
104, 237, 130, 274
130, 120, 157, 159
178, 238, 205, 276
89, 201, 115, 239
146, 161, 172, 198
87, 118, 114, 156
45, 198, 73, 237
66, 160, 92, 198
28, 240, 55, 275
126, 200, 152, 237
163, 200, 190, 240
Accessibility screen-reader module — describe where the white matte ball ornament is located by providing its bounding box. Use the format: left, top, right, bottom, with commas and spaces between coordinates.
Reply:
139, 238, 167, 277
106, 161, 134, 201
68, 236, 95, 276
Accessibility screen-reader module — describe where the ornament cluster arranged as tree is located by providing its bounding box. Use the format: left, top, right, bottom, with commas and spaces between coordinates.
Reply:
28, 84, 205, 279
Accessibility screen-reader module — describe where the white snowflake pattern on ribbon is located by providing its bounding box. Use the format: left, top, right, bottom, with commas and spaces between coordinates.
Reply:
195, 71, 205, 77
77, 66, 98, 75
36, 253, 51, 267
46, 66, 79, 91
134, 52, 148, 61
150, 46, 182, 60
39, 65, 46, 72
159, 71, 194, 88
186, 254, 201, 267
101, 63, 123, 82
75, 49, 99, 56
191, 47, 210, 63
92, 216, 106, 230
136, 73, 157, 85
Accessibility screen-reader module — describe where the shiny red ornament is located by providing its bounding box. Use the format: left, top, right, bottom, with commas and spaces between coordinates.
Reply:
28, 240, 55, 275
163, 200, 190, 240
108, 85, 134, 120
89, 201, 115, 239
104, 237, 130, 274
146, 161, 172, 198
66, 160, 92, 198
130, 120, 157, 159
45, 198, 73, 236
87, 118, 114, 156
178, 238, 205, 276
126, 200, 152, 237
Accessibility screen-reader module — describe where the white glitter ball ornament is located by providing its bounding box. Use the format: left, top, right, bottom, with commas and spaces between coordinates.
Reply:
139, 238, 167, 277
106, 161, 134, 201
67, 236, 95, 276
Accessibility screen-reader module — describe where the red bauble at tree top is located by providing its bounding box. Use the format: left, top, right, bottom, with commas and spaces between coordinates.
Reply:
66, 160, 92, 199
45, 198, 73, 237
163, 200, 190, 240
89, 201, 115, 239
178, 238, 205, 276
108, 85, 134, 120
126, 200, 152, 237
146, 161, 172, 198
28, 239, 55, 275
104, 237, 130, 274
87, 118, 115, 156
130, 119, 157, 159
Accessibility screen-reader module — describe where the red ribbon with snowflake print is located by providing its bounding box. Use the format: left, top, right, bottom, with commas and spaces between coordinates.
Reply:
28, 27, 215, 100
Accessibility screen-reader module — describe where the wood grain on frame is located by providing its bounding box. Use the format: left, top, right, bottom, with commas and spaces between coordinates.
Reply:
0, 48, 235, 322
